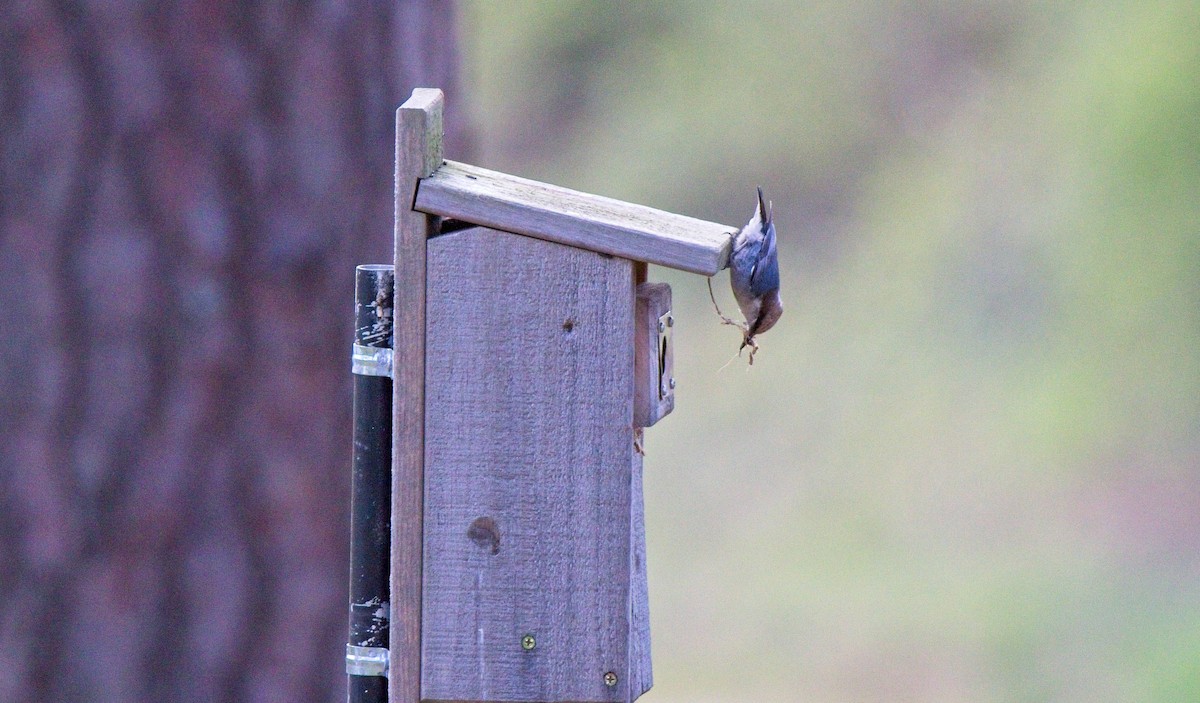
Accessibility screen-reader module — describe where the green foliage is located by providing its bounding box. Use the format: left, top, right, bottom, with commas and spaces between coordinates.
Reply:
461, 2, 1200, 700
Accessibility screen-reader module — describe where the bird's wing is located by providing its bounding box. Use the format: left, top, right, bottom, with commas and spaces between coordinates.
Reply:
749, 221, 779, 296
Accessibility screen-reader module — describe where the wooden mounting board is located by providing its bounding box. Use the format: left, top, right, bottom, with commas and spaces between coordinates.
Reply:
392, 87, 443, 703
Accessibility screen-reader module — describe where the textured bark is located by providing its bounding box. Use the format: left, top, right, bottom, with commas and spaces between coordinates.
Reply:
0, 3, 461, 701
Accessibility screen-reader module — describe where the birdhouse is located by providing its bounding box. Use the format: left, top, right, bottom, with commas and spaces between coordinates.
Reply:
388, 89, 734, 703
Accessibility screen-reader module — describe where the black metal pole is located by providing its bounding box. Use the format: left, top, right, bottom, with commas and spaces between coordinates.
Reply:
347, 264, 394, 703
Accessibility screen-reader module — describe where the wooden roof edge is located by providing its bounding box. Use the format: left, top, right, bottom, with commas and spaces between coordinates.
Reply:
414, 160, 734, 275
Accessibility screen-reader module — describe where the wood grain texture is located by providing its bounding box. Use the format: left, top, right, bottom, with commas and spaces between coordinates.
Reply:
423, 227, 635, 702
628, 258, 652, 701
414, 161, 734, 275
627, 448, 652, 700
633, 283, 674, 429
392, 88, 444, 703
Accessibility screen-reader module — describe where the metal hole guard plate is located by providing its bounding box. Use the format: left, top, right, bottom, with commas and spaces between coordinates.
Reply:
352, 344, 394, 377
657, 311, 673, 400
346, 644, 390, 677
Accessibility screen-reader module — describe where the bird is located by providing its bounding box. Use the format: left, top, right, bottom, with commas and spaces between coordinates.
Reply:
722, 186, 782, 362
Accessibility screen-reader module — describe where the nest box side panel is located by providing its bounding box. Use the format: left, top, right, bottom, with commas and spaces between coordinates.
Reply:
424, 227, 636, 703
628, 448, 652, 699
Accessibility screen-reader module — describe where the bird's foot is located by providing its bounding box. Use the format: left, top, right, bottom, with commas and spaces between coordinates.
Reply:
739, 334, 760, 365
707, 277, 746, 329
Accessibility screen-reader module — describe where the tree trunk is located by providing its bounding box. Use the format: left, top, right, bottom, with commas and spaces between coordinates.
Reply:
0, 3, 461, 701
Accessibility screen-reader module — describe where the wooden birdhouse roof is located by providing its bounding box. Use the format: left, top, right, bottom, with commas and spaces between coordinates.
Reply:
414, 160, 735, 275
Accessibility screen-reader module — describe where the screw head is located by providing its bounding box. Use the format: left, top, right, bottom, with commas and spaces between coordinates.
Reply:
668, 377, 677, 390
603, 671, 618, 687
521, 634, 536, 651
666, 314, 674, 327
657, 320, 666, 333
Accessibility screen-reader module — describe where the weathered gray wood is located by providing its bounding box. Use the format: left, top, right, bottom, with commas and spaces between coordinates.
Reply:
423, 226, 635, 702
392, 87, 443, 703
414, 160, 734, 275
629, 260, 653, 701
628, 448, 652, 700
633, 283, 674, 428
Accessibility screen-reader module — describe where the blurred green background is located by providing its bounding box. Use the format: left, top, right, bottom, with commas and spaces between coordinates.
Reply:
458, 2, 1199, 701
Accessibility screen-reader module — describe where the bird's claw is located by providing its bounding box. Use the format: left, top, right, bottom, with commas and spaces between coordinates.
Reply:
739, 334, 760, 365
707, 276, 760, 366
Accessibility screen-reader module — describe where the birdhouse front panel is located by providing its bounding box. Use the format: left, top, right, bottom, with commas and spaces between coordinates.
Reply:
421, 226, 640, 703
